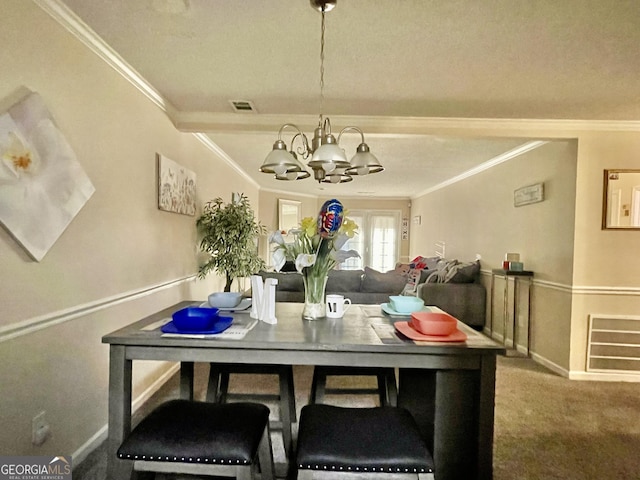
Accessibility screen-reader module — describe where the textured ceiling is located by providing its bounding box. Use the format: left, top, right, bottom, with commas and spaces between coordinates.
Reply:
55, 0, 640, 197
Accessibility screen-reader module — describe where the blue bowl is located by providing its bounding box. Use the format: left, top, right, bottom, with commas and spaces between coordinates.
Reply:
171, 307, 219, 332
389, 295, 425, 314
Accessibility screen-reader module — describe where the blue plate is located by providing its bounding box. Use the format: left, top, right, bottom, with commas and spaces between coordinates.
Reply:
161, 315, 233, 335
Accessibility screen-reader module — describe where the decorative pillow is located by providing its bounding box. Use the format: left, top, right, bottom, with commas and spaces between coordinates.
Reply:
393, 263, 411, 275
258, 271, 303, 291
327, 269, 364, 293
361, 267, 407, 293
444, 261, 480, 283
419, 268, 437, 284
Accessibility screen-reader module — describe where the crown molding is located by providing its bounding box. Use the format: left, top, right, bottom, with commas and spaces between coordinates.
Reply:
192, 134, 260, 189
413, 140, 549, 198
174, 111, 640, 136
34, 0, 176, 118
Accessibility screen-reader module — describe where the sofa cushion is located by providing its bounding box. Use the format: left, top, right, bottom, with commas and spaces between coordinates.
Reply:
258, 271, 303, 291
361, 267, 407, 293
444, 261, 480, 283
419, 268, 437, 284
327, 270, 364, 293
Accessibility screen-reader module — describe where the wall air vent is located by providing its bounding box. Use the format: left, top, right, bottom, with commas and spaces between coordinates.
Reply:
587, 314, 640, 373
229, 100, 257, 113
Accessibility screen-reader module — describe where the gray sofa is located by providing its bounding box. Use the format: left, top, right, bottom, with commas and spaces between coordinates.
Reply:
416, 282, 486, 329
258, 267, 407, 305
412, 258, 486, 329
258, 258, 487, 329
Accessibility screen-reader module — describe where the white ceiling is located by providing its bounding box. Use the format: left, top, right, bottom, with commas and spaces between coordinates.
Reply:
54, 0, 640, 198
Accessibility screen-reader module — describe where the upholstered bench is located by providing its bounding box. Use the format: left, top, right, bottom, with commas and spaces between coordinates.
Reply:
117, 399, 274, 480
296, 404, 434, 479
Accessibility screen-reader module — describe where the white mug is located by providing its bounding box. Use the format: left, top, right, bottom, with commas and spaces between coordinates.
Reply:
326, 294, 352, 318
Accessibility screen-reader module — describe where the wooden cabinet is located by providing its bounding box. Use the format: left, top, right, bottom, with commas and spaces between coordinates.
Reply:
489, 269, 533, 356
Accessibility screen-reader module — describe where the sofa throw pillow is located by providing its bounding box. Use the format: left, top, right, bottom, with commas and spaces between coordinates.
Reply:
419, 268, 437, 284
444, 261, 480, 283
398, 256, 434, 295
362, 266, 407, 293
327, 269, 364, 293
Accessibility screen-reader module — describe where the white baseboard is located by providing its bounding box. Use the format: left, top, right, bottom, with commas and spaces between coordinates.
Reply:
72, 364, 180, 468
569, 370, 640, 382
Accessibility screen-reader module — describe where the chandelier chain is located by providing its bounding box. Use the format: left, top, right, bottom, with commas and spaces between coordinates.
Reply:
319, 8, 325, 121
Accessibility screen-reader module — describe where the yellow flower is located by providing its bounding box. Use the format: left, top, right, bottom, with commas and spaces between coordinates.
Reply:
300, 216, 317, 237
339, 217, 358, 238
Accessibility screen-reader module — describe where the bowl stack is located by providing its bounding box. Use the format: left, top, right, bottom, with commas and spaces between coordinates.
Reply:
394, 310, 467, 342
388, 295, 425, 314
409, 311, 457, 336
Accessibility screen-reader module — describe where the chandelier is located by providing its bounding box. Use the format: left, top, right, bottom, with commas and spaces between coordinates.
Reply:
259, 0, 384, 184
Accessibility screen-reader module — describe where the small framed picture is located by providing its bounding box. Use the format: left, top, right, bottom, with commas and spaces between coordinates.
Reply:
157, 153, 196, 216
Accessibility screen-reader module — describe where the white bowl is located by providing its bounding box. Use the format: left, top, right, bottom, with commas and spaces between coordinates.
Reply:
208, 292, 242, 308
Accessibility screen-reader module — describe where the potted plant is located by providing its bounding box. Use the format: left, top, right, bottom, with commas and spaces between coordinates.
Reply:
197, 193, 266, 292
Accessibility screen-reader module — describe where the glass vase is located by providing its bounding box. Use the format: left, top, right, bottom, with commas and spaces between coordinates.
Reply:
302, 269, 328, 320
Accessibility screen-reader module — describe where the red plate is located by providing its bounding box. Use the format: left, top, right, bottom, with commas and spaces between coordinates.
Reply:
395, 321, 467, 342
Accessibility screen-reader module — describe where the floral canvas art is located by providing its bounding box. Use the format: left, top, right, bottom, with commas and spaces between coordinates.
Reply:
157, 154, 196, 216
0, 92, 95, 261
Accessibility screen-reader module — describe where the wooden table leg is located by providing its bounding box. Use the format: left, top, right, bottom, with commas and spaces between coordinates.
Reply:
398, 358, 497, 480
180, 361, 195, 400
107, 345, 133, 480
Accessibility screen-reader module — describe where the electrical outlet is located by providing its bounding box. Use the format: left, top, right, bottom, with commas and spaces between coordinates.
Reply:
32, 411, 50, 446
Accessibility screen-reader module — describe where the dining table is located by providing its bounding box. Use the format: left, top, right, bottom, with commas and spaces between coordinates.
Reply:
102, 300, 505, 480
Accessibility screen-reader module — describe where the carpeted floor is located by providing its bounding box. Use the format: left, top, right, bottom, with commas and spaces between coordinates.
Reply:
74, 357, 640, 479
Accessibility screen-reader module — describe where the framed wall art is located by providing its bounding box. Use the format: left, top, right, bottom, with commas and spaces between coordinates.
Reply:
157, 153, 196, 216
514, 182, 544, 207
0, 92, 95, 261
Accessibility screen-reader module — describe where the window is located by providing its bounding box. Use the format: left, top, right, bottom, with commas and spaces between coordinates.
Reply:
341, 210, 401, 272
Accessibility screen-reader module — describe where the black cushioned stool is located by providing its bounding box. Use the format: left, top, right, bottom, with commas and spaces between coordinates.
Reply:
310, 366, 398, 406
117, 400, 274, 480
296, 404, 434, 479
207, 363, 296, 458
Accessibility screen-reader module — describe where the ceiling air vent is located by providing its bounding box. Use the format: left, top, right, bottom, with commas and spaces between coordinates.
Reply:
229, 100, 257, 113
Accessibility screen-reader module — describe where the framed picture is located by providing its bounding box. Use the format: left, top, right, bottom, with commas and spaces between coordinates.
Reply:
0, 92, 95, 261
514, 183, 544, 207
157, 153, 196, 216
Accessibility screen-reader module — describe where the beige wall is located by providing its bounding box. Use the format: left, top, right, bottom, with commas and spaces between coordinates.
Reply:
0, 0, 257, 459
411, 130, 640, 377
410, 140, 578, 368
569, 131, 640, 374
